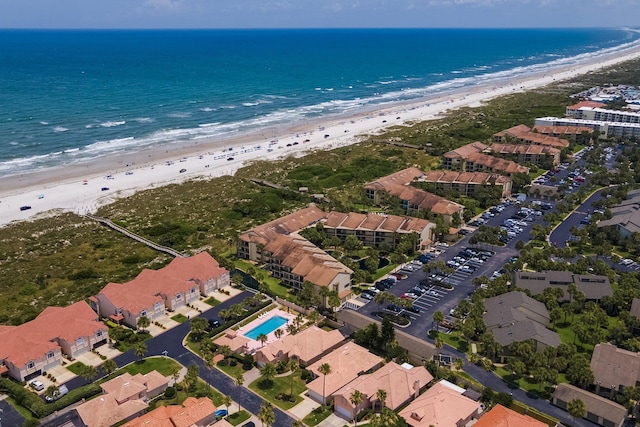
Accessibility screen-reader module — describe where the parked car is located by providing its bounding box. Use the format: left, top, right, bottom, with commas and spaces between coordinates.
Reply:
29, 380, 44, 391
407, 305, 420, 313
45, 385, 69, 402
207, 319, 221, 330
401, 293, 418, 299
20, 205, 32, 211
215, 409, 228, 418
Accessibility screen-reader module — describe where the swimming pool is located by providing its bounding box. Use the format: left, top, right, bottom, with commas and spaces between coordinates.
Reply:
244, 315, 289, 340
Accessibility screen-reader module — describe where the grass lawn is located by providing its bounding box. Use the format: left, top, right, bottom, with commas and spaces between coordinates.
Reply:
120, 357, 182, 377
171, 313, 189, 323
216, 360, 249, 379
302, 404, 333, 426
371, 262, 398, 281
153, 379, 225, 408
226, 410, 251, 426
66, 361, 87, 375
248, 371, 307, 410
204, 296, 221, 306
437, 331, 469, 353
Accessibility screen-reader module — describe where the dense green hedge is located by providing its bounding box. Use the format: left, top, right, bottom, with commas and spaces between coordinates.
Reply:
0, 377, 101, 418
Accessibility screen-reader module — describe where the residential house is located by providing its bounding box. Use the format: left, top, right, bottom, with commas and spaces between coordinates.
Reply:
321, 211, 435, 250
398, 381, 481, 427
74, 370, 168, 427
474, 404, 547, 427
493, 125, 570, 149
489, 143, 560, 166
364, 167, 464, 224
483, 291, 561, 354
512, 271, 613, 302
164, 252, 230, 296
417, 170, 512, 198
0, 301, 108, 382
553, 383, 628, 427
590, 343, 640, 393
94, 282, 165, 328
333, 362, 433, 421
122, 397, 217, 427
306, 343, 383, 405
598, 190, 640, 241
254, 326, 345, 367
213, 330, 251, 354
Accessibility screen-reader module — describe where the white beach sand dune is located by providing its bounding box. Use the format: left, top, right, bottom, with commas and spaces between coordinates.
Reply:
1, 46, 640, 227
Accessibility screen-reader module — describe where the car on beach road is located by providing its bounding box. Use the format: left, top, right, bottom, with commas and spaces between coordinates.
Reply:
20, 206, 32, 211
179, 168, 187, 173
227, 157, 234, 161
101, 187, 109, 191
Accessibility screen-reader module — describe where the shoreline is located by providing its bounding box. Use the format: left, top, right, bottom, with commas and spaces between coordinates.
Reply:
2, 44, 640, 227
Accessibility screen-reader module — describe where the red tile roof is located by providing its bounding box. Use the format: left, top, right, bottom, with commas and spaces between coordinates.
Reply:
164, 252, 228, 284
239, 205, 327, 246
494, 125, 569, 148
474, 404, 547, 427
100, 282, 164, 314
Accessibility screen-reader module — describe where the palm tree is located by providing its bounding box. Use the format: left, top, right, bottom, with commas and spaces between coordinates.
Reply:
101, 359, 117, 377
432, 310, 444, 333
318, 362, 332, 406
203, 350, 215, 397
292, 421, 304, 427
234, 373, 245, 412
134, 342, 147, 361
218, 344, 232, 363
80, 364, 98, 382
376, 388, 387, 412
259, 362, 277, 386
289, 359, 299, 398
434, 337, 443, 365
219, 308, 232, 321
44, 385, 59, 402
274, 328, 283, 340
349, 389, 365, 425
258, 401, 275, 427
137, 315, 150, 333
567, 398, 586, 426
222, 394, 232, 413
257, 332, 268, 348
189, 316, 208, 342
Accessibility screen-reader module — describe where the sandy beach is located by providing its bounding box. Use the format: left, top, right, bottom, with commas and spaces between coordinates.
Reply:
2, 44, 640, 227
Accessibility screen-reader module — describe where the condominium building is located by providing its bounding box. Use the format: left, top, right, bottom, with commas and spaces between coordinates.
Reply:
489, 143, 560, 166
535, 116, 640, 139
533, 125, 593, 145
493, 124, 570, 149
443, 142, 529, 176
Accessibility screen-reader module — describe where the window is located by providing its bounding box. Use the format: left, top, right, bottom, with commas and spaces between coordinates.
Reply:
76, 337, 84, 346
27, 361, 35, 369
97, 330, 103, 337
140, 310, 147, 317
47, 351, 55, 359
191, 287, 196, 294
176, 293, 182, 300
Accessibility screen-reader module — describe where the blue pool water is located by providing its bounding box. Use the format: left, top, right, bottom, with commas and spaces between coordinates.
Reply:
244, 315, 288, 340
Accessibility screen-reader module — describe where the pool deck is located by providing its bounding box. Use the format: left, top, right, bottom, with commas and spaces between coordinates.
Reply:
237, 308, 298, 353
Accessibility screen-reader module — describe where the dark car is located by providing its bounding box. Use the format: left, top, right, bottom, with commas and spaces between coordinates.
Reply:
179, 168, 187, 173
101, 187, 109, 191
227, 157, 234, 161
387, 304, 401, 313
20, 205, 32, 211
207, 319, 221, 330
407, 305, 420, 313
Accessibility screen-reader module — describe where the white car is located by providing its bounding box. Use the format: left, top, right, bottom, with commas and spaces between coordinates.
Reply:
29, 380, 45, 391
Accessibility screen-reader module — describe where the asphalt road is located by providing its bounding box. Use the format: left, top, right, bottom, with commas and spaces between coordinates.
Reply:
550, 188, 606, 249
43, 292, 296, 427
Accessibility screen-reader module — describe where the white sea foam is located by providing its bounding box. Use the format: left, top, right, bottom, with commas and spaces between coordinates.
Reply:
53, 126, 68, 133
200, 107, 215, 112
168, 112, 192, 118
40, 121, 48, 125
133, 117, 154, 123
100, 121, 126, 128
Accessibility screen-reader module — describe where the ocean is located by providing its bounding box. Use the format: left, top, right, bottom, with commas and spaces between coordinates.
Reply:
1, 28, 639, 177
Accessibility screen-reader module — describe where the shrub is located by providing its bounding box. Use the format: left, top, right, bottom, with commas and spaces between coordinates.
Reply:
164, 386, 176, 399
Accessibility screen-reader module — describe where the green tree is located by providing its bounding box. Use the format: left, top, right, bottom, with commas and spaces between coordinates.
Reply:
567, 398, 586, 426
376, 388, 387, 412
259, 362, 277, 386
433, 310, 444, 333
258, 401, 275, 427
234, 373, 245, 412
222, 394, 232, 412
257, 332, 269, 348
184, 364, 199, 392
101, 359, 117, 376
380, 317, 395, 350
289, 359, 299, 398
44, 385, 59, 401
190, 316, 208, 342
349, 389, 365, 425
80, 364, 98, 382
137, 315, 150, 333
134, 342, 147, 361
318, 362, 332, 406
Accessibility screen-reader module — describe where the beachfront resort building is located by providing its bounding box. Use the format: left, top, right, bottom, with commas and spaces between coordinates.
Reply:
73, 370, 169, 427
398, 381, 482, 427
533, 125, 594, 145
363, 167, 464, 223
493, 124, 570, 150
321, 211, 435, 250
332, 361, 433, 421
566, 100, 607, 118
483, 291, 561, 356
93, 251, 229, 329
489, 143, 560, 167
417, 170, 512, 198
0, 301, 108, 382
512, 271, 613, 302
535, 116, 640, 139
442, 142, 530, 176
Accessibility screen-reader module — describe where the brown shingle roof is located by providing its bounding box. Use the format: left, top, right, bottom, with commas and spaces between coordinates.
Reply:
421, 170, 512, 185
239, 205, 327, 246
490, 143, 560, 156
553, 383, 627, 427
323, 211, 431, 234
590, 343, 640, 389
464, 152, 530, 174
495, 125, 569, 148
534, 125, 594, 136
443, 141, 489, 159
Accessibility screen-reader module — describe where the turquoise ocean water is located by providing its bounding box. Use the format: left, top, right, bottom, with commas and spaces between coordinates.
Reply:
1, 28, 639, 177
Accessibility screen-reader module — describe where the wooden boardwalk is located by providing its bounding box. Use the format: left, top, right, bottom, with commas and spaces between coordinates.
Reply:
85, 214, 185, 258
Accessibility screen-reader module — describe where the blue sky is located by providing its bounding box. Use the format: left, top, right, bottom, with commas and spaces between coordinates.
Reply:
1, 0, 638, 29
